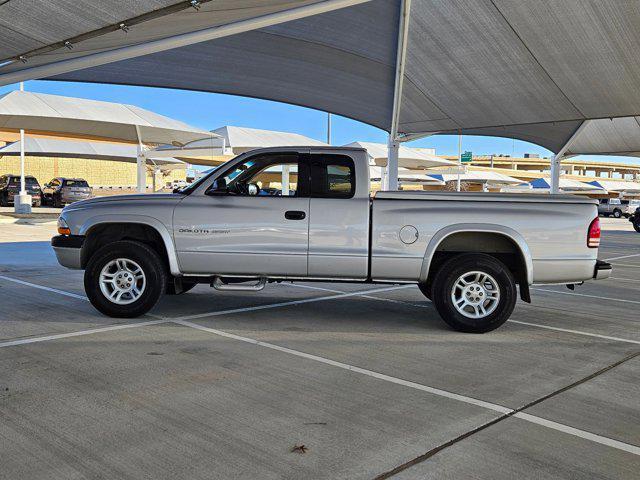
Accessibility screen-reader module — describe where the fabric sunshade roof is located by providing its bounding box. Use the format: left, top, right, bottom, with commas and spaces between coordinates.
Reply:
0, 90, 211, 145
213, 126, 327, 153
441, 171, 523, 186
588, 179, 640, 194
2, 1, 640, 154
0, 137, 186, 167
344, 141, 455, 169
530, 177, 605, 192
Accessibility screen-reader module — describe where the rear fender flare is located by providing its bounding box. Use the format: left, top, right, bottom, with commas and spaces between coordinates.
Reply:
419, 223, 533, 285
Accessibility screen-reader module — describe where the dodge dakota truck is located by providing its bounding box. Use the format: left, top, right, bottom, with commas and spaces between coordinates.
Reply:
52, 146, 612, 333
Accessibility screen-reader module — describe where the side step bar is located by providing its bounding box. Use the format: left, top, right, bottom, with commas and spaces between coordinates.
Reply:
211, 276, 267, 291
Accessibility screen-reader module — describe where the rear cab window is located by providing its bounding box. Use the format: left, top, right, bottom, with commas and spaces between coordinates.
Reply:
64, 179, 89, 187
309, 154, 356, 198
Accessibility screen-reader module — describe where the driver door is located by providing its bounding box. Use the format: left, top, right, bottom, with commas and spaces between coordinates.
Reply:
174, 152, 310, 276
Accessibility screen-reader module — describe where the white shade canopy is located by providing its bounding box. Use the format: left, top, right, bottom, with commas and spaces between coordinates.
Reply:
0, 137, 186, 168
441, 171, 523, 186
369, 165, 443, 185
588, 179, 640, 194
531, 177, 606, 193
344, 141, 456, 169
213, 126, 327, 154
0, 90, 210, 145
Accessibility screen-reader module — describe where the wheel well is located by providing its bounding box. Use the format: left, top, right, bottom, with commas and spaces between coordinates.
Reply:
425, 232, 530, 302
81, 223, 170, 271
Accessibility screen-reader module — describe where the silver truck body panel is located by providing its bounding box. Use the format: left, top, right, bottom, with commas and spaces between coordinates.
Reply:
55, 147, 602, 288
371, 192, 597, 284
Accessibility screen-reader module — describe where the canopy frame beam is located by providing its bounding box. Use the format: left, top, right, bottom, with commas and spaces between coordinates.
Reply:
550, 120, 589, 194
385, 0, 411, 191
0, 0, 374, 87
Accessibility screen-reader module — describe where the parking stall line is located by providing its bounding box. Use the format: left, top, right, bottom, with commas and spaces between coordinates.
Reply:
609, 262, 640, 268
2, 273, 639, 349
0, 319, 168, 349
174, 319, 640, 458
0, 274, 88, 301
605, 253, 640, 261
609, 277, 640, 283
507, 320, 640, 345
532, 287, 640, 306
171, 285, 414, 322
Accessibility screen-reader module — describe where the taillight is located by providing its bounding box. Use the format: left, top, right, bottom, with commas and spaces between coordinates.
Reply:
587, 217, 600, 248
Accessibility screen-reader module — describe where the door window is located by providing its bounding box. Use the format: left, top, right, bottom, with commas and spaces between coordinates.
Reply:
310, 155, 355, 198
209, 153, 307, 197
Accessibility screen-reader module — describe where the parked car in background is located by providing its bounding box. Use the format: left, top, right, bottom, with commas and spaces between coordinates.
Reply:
597, 198, 636, 218
629, 206, 640, 233
42, 178, 92, 207
0, 174, 42, 207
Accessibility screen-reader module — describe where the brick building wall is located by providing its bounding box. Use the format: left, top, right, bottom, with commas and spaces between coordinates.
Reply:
0, 155, 186, 188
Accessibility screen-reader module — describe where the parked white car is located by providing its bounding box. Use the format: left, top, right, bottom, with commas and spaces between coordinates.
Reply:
52, 147, 611, 333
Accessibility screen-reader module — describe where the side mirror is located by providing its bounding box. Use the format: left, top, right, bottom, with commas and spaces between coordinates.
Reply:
206, 178, 228, 196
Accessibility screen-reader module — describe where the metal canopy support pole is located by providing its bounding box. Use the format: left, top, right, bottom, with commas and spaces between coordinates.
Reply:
327, 113, 332, 145
550, 120, 589, 194
135, 125, 146, 193
15, 81, 31, 213
0, 0, 374, 86
456, 131, 462, 192
386, 0, 411, 191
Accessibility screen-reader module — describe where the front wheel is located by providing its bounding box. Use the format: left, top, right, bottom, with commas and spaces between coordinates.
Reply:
431, 253, 517, 333
613, 209, 622, 218
84, 240, 166, 318
633, 220, 640, 233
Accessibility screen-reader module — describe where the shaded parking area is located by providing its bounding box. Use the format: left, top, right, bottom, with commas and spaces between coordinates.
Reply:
1, 220, 639, 479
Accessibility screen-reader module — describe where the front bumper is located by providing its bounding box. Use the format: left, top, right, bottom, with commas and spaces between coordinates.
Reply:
51, 235, 84, 269
593, 260, 612, 280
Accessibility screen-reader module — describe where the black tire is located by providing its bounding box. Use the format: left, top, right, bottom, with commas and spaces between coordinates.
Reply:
431, 253, 517, 333
53, 194, 62, 208
166, 278, 197, 295
0, 193, 7, 207
633, 221, 640, 233
84, 240, 166, 318
613, 209, 622, 218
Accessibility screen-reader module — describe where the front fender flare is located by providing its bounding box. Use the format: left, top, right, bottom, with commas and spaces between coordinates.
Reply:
79, 214, 181, 276
418, 223, 533, 285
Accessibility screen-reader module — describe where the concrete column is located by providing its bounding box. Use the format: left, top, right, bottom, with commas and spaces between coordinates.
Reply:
136, 144, 146, 193
550, 154, 561, 194
386, 137, 399, 191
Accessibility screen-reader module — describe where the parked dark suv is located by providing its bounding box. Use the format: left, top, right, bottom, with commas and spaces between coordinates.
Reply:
42, 178, 92, 207
0, 174, 42, 207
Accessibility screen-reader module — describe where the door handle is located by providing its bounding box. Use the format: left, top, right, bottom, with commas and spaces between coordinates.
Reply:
285, 210, 306, 220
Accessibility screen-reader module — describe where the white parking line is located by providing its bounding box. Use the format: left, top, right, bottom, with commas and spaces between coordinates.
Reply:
174, 318, 512, 414
290, 283, 431, 308
171, 285, 413, 322
514, 413, 640, 456
0, 319, 168, 348
610, 277, 640, 283
533, 288, 640, 306
175, 318, 640, 457
609, 262, 640, 268
508, 320, 640, 345
0, 274, 88, 301
605, 253, 640, 261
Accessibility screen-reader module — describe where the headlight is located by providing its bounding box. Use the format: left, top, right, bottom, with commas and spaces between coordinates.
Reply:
57, 217, 71, 236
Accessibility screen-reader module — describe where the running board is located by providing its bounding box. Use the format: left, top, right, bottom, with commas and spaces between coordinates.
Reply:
211, 276, 267, 291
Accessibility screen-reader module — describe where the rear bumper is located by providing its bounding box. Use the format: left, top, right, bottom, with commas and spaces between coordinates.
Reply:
593, 260, 612, 280
51, 235, 84, 269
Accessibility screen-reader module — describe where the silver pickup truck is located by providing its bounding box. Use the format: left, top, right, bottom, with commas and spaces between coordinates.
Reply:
52, 146, 611, 333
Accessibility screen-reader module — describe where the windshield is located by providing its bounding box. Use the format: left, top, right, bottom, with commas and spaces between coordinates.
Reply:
8, 177, 39, 187
64, 179, 89, 188
176, 164, 225, 194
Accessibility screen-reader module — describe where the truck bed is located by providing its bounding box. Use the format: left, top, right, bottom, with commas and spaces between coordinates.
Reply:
375, 191, 598, 205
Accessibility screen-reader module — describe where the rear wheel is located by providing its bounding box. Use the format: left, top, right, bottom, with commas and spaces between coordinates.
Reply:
633, 221, 640, 233
84, 240, 166, 318
431, 253, 517, 333
613, 209, 622, 218
0, 193, 7, 207
53, 194, 62, 208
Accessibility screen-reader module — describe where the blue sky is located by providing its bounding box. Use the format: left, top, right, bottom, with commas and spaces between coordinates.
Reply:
0, 80, 636, 165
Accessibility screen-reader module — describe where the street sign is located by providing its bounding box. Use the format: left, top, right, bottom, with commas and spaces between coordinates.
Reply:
461, 151, 473, 163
